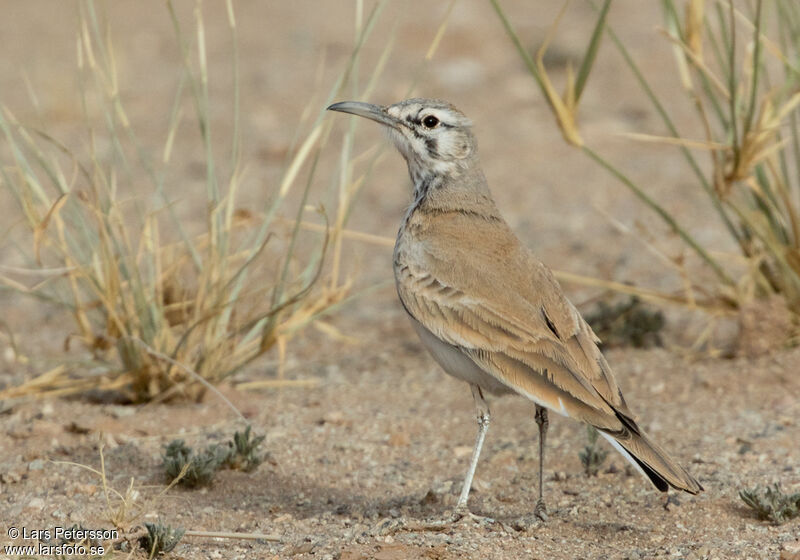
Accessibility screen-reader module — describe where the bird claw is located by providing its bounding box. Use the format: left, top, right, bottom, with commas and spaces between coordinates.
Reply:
451, 506, 496, 526
534, 498, 548, 521
396, 507, 497, 533
663, 493, 681, 511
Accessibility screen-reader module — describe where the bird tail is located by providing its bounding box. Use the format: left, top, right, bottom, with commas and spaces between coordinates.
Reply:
598, 424, 703, 495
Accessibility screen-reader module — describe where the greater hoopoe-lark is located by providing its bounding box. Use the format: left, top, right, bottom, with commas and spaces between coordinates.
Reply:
328, 98, 702, 520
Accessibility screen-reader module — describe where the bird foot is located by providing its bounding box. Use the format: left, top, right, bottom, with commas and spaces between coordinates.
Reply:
534, 498, 548, 521
663, 493, 681, 511
450, 506, 496, 526
508, 513, 545, 532
396, 507, 496, 533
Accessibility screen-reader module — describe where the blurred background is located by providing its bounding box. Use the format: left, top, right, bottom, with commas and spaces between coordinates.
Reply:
0, 1, 726, 371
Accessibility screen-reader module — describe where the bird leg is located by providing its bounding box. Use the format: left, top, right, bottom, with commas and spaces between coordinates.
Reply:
455, 384, 491, 513
402, 384, 493, 532
534, 404, 549, 520
663, 492, 681, 510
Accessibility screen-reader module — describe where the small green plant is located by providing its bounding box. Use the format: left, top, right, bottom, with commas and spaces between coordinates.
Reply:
223, 425, 266, 472
163, 440, 229, 488
579, 426, 609, 476
585, 296, 665, 348
163, 425, 267, 486
739, 483, 800, 524
139, 521, 185, 556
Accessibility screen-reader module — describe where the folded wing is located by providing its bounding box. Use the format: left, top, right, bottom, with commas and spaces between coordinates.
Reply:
395, 212, 702, 494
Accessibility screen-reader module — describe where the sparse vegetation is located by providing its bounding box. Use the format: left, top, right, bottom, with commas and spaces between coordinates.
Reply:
579, 426, 609, 476
739, 483, 800, 524
492, 0, 800, 338
4, 3, 798, 559
54, 443, 184, 532
0, 0, 381, 402
163, 440, 229, 488
163, 425, 267, 487
223, 425, 266, 472
139, 521, 185, 556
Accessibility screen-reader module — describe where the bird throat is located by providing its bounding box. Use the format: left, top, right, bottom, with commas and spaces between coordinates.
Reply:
411, 170, 444, 205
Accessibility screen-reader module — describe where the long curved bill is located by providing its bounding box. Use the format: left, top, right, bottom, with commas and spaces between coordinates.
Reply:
327, 101, 399, 129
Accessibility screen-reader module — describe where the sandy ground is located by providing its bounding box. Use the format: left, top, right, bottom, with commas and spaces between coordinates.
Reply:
1, 2, 799, 559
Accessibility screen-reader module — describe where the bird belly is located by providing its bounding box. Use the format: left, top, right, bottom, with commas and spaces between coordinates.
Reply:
408, 316, 514, 395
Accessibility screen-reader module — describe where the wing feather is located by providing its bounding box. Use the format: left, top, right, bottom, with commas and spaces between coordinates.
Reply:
395, 213, 631, 427
394, 207, 702, 494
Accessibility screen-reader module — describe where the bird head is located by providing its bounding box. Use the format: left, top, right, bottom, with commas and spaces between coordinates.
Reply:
327, 98, 477, 184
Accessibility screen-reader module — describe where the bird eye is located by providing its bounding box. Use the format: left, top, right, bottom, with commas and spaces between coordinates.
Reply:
422, 115, 440, 128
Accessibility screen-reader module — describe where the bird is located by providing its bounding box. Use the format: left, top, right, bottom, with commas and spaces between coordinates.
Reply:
327, 98, 703, 521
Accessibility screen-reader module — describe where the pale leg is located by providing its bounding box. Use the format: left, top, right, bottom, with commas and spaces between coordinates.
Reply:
534, 404, 549, 520
456, 384, 490, 511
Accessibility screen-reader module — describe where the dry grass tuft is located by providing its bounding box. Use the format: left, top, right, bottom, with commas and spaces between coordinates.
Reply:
0, 0, 408, 402
492, 0, 800, 345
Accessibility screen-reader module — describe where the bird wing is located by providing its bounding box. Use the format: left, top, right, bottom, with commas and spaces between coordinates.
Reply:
395, 211, 634, 432
396, 211, 705, 494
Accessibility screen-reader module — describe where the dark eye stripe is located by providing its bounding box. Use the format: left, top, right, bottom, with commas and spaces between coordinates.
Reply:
402, 111, 451, 131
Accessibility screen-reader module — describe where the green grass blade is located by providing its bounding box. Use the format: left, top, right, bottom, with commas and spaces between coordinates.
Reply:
715, 2, 732, 76
727, 0, 741, 171
728, 201, 800, 298
488, 0, 546, 92
661, 0, 728, 128
603, 20, 743, 247
264, 148, 322, 340
705, 9, 731, 90
752, 164, 790, 245
582, 145, 733, 285
574, 0, 612, 102
742, 0, 764, 143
